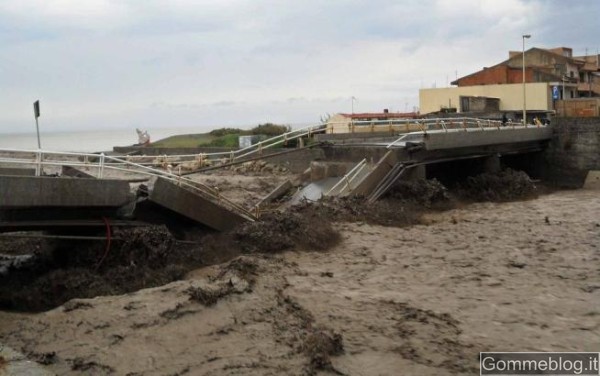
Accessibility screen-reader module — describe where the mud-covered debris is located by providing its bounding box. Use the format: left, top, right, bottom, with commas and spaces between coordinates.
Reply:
187, 287, 226, 306
293, 196, 423, 228
187, 257, 258, 306
303, 328, 344, 371
214, 256, 259, 286
0, 226, 201, 312
385, 178, 452, 209
63, 300, 93, 312
456, 169, 537, 202
26, 350, 57, 365
159, 303, 197, 320
234, 211, 341, 253
70, 358, 115, 373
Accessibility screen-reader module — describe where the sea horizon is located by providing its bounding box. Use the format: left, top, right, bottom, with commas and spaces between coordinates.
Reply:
0, 127, 219, 153
0, 122, 315, 153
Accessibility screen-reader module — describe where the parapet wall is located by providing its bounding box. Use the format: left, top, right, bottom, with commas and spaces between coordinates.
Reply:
542, 117, 600, 187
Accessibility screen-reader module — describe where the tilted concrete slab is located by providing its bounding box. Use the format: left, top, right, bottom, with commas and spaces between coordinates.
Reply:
288, 177, 339, 205
583, 170, 600, 189
0, 176, 131, 208
255, 179, 293, 208
148, 178, 251, 231
349, 150, 398, 197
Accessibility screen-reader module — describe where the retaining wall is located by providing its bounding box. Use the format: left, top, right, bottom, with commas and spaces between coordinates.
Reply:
541, 117, 600, 187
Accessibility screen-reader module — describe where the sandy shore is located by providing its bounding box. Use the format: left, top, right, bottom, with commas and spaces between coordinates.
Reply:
0, 188, 598, 375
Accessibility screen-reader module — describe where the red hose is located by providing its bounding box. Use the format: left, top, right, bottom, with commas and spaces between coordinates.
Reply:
95, 217, 112, 271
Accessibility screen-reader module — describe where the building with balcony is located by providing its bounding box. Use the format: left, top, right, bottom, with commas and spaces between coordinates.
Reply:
419, 46, 600, 118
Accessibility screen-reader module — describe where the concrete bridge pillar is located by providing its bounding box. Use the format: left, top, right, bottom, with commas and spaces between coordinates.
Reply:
405, 164, 426, 181
483, 155, 501, 173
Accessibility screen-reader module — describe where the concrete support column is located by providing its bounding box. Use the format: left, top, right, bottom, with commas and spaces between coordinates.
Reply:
483, 155, 501, 173
405, 165, 426, 181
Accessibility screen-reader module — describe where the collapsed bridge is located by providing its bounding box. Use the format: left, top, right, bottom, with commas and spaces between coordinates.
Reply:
0, 118, 552, 237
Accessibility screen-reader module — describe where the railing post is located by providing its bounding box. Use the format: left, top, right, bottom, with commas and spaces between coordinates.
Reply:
98, 152, 105, 178
35, 150, 42, 176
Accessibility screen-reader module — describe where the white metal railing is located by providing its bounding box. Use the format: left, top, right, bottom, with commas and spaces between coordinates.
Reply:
385, 118, 548, 149
0, 148, 256, 221
325, 158, 368, 196
118, 123, 328, 167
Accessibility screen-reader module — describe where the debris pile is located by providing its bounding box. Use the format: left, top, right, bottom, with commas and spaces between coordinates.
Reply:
0, 226, 200, 312
231, 160, 289, 175
456, 168, 538, 202
234, 210, 341, 253
385, 178, 452, 209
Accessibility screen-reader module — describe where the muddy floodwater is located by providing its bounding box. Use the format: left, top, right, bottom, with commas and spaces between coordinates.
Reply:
0, 188, 598, 375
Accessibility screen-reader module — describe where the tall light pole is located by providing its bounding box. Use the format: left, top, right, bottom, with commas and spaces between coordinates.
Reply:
522, 34, 531, 125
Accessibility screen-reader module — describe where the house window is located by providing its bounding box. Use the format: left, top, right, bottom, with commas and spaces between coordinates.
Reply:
460, 97, 470, 112
570, 71, 574, 78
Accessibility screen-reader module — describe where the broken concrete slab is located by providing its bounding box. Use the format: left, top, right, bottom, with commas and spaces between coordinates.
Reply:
61, 165, 95, 178
148, 178, 252, 231
583, 170, 600, 189
255, 179, 293, 208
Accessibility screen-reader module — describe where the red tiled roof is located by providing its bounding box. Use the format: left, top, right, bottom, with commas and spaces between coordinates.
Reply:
339, 112, 419, 119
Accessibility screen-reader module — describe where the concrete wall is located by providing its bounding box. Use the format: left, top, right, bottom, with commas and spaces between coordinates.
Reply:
555, 98, 600, 117
540, 117, 600, 187
420, 82, 551, 114
0, 176, 132, 208
264, 148, 324, 173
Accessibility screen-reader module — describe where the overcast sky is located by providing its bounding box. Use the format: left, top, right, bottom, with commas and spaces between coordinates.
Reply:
1, 0, 599, 133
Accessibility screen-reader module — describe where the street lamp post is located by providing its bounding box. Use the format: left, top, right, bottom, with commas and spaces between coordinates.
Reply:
522, 34, 531, 125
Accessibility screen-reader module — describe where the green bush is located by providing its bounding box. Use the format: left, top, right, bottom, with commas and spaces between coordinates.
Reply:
206, 134, 240, 148
250, 123, 290, 136
209, 128, 248, 137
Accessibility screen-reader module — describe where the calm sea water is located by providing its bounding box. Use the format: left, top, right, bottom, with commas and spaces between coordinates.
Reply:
0, 127, 209, 153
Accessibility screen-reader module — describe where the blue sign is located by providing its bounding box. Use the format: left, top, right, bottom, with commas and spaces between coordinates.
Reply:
552, 86, 559, 100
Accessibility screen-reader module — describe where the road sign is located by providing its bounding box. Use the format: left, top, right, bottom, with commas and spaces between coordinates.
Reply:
552, 86, 559, 100
33, 100, 41, 149
33, 100, 40, 118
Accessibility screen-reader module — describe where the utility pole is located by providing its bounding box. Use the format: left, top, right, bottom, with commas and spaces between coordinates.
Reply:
522, 34, 531, 125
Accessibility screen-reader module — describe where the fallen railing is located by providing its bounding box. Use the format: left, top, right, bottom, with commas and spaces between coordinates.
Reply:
0, 148, 256, 221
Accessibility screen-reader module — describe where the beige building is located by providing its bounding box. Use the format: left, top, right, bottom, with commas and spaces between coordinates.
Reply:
326, 111, 419, 134
420, 46, 600, 118
419, 82, 555, 115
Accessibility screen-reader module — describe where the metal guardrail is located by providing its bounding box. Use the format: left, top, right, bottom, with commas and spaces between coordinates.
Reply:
386, 118, 548, 149
325, 158, 368, 196
0, 148, 256, 221
119, 123, 328, 167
